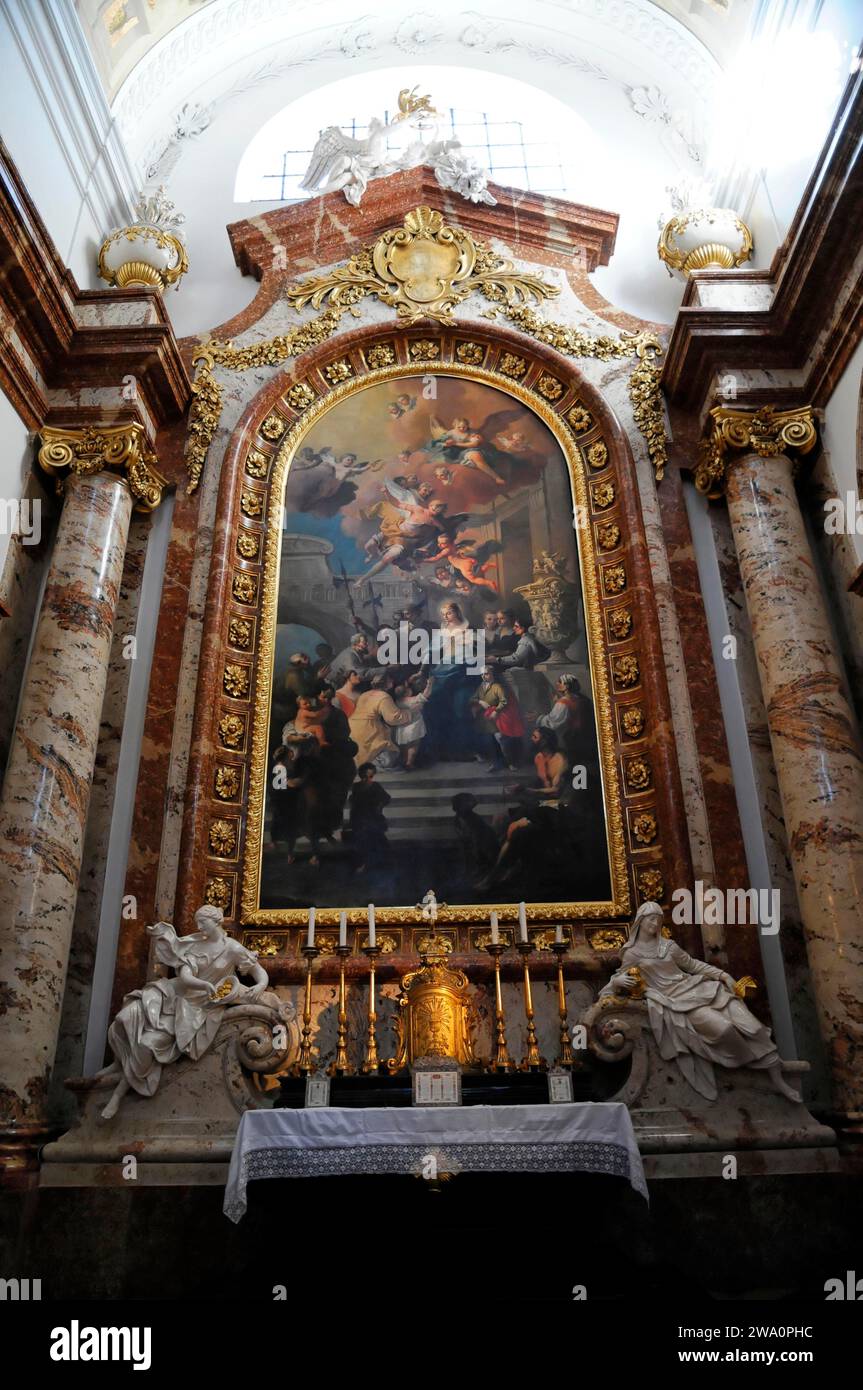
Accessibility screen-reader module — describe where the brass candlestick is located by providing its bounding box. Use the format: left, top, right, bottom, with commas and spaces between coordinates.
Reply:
328, 943, 354, 1076
516, 939, 546, 1071
551, 940, 576, 1067
361, 943, 382, 1073
484, 941, 515, 1071
292, 943, 319, 1075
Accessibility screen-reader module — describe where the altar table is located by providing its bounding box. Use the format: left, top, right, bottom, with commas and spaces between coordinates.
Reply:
224, 1102, 647, 1221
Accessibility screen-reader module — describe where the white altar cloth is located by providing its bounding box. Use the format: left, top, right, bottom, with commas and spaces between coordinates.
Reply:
224, 1103, 647, 1221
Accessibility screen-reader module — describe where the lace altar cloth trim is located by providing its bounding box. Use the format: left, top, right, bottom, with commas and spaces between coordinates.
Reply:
224, 1137, 647, 1222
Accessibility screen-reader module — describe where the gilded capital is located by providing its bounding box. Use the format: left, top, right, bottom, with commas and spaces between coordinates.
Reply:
38, 423, 168, 512
696, 405, 817, 498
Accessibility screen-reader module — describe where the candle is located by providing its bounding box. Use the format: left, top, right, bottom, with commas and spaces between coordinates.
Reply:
518, 902, 527, 943
368, 903, 376, 948
555, 923, 564, 945
339, 911, 347, 948
307, 905, 316, 948
490, 910, 499, 946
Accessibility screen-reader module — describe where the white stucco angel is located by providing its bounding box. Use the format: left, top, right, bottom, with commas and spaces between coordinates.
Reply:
300, 87, 496, 207
600, 901, 798, 1103
93, 906, 270, 1119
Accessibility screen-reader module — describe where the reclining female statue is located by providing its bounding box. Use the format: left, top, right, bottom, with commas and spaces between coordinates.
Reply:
600, 901, 798, 1103
93, 905, 270, 1119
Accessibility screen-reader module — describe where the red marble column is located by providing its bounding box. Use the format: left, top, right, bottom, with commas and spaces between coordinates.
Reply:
725, 450, 863, 1125
0, 469, 133, 1178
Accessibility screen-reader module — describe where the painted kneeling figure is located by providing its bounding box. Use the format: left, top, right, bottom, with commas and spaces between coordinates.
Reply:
93, 905, 269, 1120
600, 901, 798, 1103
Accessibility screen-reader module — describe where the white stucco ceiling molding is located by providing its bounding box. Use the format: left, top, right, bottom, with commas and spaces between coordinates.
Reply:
111, 0, 721, 178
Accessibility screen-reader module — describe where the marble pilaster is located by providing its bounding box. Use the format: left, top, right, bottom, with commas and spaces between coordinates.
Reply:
720, 430, 863, 1123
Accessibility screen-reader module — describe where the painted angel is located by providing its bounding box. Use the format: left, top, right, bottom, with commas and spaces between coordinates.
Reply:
427, 416, 507, 485
92, 907, 269, 1119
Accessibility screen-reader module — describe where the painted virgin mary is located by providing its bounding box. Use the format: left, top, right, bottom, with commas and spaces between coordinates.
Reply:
601, 901, 797, 1102
94, 905, 269, 1119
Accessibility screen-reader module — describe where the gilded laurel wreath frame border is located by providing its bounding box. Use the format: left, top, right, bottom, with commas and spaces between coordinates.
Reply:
234, 358, 632, 928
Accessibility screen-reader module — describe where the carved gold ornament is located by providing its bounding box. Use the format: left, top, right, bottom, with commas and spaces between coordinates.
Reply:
586, 441, 609, 471
287, 381, 317, 410
359, 934, 398, 953
228, 617, 253, 650
632, 811, 658, 845
324, 359, 353, 384
232, 572, 258, 605
621, 705, 646, 739
204, 876, 232, 910
568, 404, 593, 433
613, 654, 640, 688
38, 423, 167, 512
365, 344, 395, 368
603, 563, 627, 595
237, 531, 260, 560
588, 928, 626, 952
637, 868, 664, 902
209, 819, 238, 856
696, 405, 818, 498
240, 490, 264, 518
245, 934, 283, 957
592, 480, 616, 510
245, 449, 269, 479
625, 757, 652, 792
215, 765, 241, 800
456, 341, 485, 364
597, 523, 621, 551
287, 206, 557, 326
607, 606, 632, 639
218, 713, 246, 749
475, 928, 515, 948
223, 663, 250, 699
409, 338, 441, 360
499, 353, 528, 378
537, 373, 564, 401
260, 413, 286, 441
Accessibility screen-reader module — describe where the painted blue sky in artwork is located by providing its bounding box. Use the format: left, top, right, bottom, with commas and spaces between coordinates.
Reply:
284, 509, 367, 574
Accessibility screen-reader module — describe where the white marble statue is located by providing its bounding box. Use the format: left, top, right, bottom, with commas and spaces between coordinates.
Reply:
93, 906, 270, 1119
300, 87, 496, 207
600, 901, 798, 1103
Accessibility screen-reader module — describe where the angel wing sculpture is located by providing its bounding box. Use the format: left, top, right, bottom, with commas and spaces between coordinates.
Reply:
299, 92, 496, 208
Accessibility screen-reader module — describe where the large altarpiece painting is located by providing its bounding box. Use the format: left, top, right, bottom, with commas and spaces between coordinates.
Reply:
239, 360, 631, 926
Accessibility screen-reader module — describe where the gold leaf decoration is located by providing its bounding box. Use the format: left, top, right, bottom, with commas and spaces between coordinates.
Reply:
240, 490, 264, 518
286, 381, 317, 410
603, 563, 627, 594
632, 812, 658, 845
597, 522, 621, 551
637, 867, 664, 902
218, 713, 246, 748
236, 531, 260, 560
456, 341, 485, 364
366, 343, 395, 368
592, 480, 615, 510
607, 606, 632, 640
587, 441, 609, 470
228, 617, 253, 650
245, 449, 269, 479
537, 373, 563, 401
625, 757, 652, 791
621, 705, 646, 739
324, 358, 353, 384
223, 664, 250, 698
215, 765, 241, 800
232, 572, 258, 605
260, 413, 286, 441
204, 876, 232, 910
499, 353, 527, 378
209, 818, 238, 856
613, 654, 640, 688
568, 404, 593, 433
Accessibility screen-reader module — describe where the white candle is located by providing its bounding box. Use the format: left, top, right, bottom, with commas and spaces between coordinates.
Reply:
518, 902, 527, 943
339, 911, 347, 948
490, 910, 499, 946
307, 906, 316, 948
555, 923, 564, 945
368, 903, 376, 948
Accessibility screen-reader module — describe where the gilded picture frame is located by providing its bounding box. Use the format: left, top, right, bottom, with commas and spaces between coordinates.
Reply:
238, 356, 632, 927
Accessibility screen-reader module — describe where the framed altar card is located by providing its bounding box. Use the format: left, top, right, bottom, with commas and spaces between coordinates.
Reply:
304, 1073, 331, 1108
412, 1063, 462, 1107
547, 1070, 574, 1105
237, 350, 640, 933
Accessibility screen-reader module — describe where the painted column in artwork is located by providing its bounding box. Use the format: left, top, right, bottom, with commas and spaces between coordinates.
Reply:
0, 425, 166, 1178
701, 406, 863, 1126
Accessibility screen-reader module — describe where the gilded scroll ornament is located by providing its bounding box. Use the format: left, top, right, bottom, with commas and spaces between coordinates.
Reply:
696, 405, 818, 498
39, 423, 167, 512
286, 207, 557, 326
